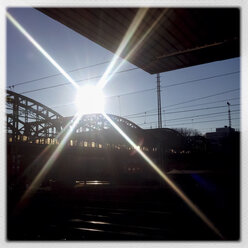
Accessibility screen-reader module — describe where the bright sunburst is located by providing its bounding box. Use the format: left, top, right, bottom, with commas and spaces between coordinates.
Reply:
8, 11, 223, 239
75, 85, 105, 115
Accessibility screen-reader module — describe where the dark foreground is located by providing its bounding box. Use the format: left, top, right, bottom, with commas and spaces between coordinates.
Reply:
7, 170, 239, 241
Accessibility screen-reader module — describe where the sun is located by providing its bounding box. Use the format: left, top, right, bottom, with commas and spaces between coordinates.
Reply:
75, 85, 105, 115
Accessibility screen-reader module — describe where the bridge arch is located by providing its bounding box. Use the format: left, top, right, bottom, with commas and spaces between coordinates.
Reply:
68, 113, 141, 133
6, 91, 142, 144
6, 90, 63, 143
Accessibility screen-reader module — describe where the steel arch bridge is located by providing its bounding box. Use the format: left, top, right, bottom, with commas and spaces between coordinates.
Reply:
6, 90, 141, 145
6, 90, 187, 187
68, 113, 141, 133
6, 90, 64, 143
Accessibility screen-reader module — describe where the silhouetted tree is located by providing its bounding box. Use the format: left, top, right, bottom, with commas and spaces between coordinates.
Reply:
174, 128, 202, 137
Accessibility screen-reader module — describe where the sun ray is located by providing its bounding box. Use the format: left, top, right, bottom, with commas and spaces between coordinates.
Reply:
17, 116, 75, 182
97, 8, 148, 89
17, 114, 82, 209
97, 9, 167, 90
103, 112, 224, 239
6, 12, 79, 89
8, 10, 223, 239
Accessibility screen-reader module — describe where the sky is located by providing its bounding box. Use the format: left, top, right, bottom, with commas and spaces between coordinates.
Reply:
6, 7, 240, 134
2, 3, 247, 247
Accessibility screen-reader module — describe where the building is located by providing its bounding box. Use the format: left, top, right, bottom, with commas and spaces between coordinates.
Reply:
206, 126, 235, 145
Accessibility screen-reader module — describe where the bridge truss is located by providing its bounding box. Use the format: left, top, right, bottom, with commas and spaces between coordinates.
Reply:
6, 90, 63, 144
6, 90, 142, 146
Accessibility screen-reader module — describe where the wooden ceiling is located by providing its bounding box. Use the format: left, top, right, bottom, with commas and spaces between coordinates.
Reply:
38, 8, 240, 74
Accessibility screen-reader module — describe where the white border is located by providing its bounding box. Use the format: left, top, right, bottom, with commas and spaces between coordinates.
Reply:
1, 1, 247, 247
0, 0, 245, 7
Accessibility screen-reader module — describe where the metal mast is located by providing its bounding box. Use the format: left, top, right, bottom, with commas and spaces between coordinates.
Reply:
227, 102, 232, 128
157, 73, 162, 128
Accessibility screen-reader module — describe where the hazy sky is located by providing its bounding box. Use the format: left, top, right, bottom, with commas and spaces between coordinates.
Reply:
6, 7, 240, 134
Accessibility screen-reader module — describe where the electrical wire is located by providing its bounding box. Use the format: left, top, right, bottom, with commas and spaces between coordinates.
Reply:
127, 104, 240, 119
164, 97, 239, 111
13, 70, 238, 96
8, 60, 113, 88
51, 89, 239, 111
161, 110, 240, 123
125, 88, 240, 117
18, 67, 139, 94
161, 71, 239, 89
138, 117, 240, 127
165, 117, 240, 127
125, 97, 239, 117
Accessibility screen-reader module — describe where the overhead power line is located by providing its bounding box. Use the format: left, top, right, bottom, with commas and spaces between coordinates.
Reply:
9, 67, 239, 91
14, 70, 239, 96
125, 97, 239, 117
160, 110, 240, 123
138, 117, 240, 127
125, 88, 240, 117
8, 60, 114, 88
164, 117, 240, 127
127, 104, 240, 119
19, 67, 139, 94
165, 89, 240, 108
138, 111, 240, 127
161, 71, 239, 89
164, 97, 239, 111
51, 96, 239, 111
50, 89, 239, 115
107, 87, 156, 99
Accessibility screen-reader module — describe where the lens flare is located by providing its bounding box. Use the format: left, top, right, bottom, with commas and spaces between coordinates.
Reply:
97, 8, 148, 89
7, 10, 223, 239
6, 12, 83, 207
18, 114, 81, 208
103, 112, 223, 239
97, 9, 167, 90
6, 12, 79, 90
75, 85, 105, 115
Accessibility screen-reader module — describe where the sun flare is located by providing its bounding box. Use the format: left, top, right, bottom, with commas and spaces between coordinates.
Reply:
75, 85, 105, 115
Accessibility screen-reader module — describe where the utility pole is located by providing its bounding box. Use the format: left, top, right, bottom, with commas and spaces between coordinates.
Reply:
156, 73, 165, 178
157, 73, 162, 129
227, 102, 232, 128
163, 110, 166, 127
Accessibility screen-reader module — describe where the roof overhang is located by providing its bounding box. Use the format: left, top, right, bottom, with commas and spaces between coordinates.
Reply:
37, 8, 240, 74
